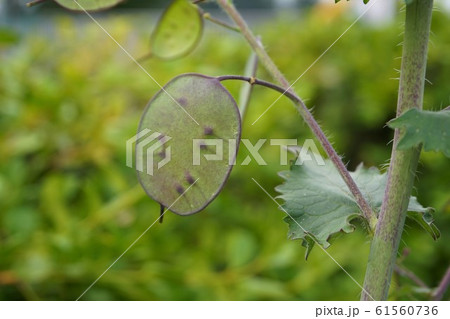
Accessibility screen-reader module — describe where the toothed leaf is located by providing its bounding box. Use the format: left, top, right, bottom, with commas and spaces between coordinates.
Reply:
388, 108, 450, 157
276, 154, 438, 256
407, 198, 440, 240
301, 235, 316, 260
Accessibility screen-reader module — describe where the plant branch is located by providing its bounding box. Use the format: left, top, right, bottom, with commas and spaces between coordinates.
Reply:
218, 76, 303, 103
217, 0, 290, 88
137, 52, 153, 63
394, 265, 428, 289
218, 75, 376, 227
26, 0, 47, 7
432, 266, 450, 301
197, 8, 240, 33
238, 44, 259, 118
216, 0, 376, 228
361, 0, 434, 300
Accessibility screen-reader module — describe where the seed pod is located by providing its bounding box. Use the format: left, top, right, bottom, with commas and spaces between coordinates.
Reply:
53, 0, 124, 11
150, 0, 203, 60
137, 73, 241, 215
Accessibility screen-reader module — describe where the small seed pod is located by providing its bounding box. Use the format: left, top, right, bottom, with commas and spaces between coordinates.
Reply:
150, 0, 203, 60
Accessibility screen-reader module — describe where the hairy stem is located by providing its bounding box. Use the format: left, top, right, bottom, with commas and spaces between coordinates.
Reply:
361, 0, 434, 301
217, 0, 290, 88
433, 266, 450, 301
218, 75, 376, 227
216, 1, 376, 227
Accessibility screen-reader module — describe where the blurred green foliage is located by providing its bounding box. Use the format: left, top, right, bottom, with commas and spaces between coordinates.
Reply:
0, 8, 449, 300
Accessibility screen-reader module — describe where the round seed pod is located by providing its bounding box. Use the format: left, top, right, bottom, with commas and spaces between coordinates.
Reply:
137, 73, 241, 215
150, 0, 203, 60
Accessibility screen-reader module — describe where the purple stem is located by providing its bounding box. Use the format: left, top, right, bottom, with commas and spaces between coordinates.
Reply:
433, 266, 450, 301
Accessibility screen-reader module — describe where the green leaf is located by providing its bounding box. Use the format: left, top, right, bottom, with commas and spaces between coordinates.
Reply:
301, 235, 316, 260
137, 74, 241, 215
388, 108, 450, 157
150, 0, 203, 60
53, 0, 124, 11
406, 198, 440, 240
276, 153, 438, 257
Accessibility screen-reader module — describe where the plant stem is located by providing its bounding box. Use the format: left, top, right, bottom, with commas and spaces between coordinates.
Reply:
238, 44, 259, 118
432, 266, 450, 301
394, 265, 428, 289
216, 1, 376, 228
218, 76, 303, 104
361, 0, 434, 301
217, 0, 290, 88
26, 0, 47, 7
137, 52, 153, 63
197, 8, 240, 33
218, 75, 376, 227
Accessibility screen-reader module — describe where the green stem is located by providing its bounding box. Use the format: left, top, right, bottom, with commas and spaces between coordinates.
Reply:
216, 0, 377, 228
238, 44, 259, 118
217, 0, 290, 88
361, 0, 434, 301
137, 52, 153, 63
198, 9, 240, 33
